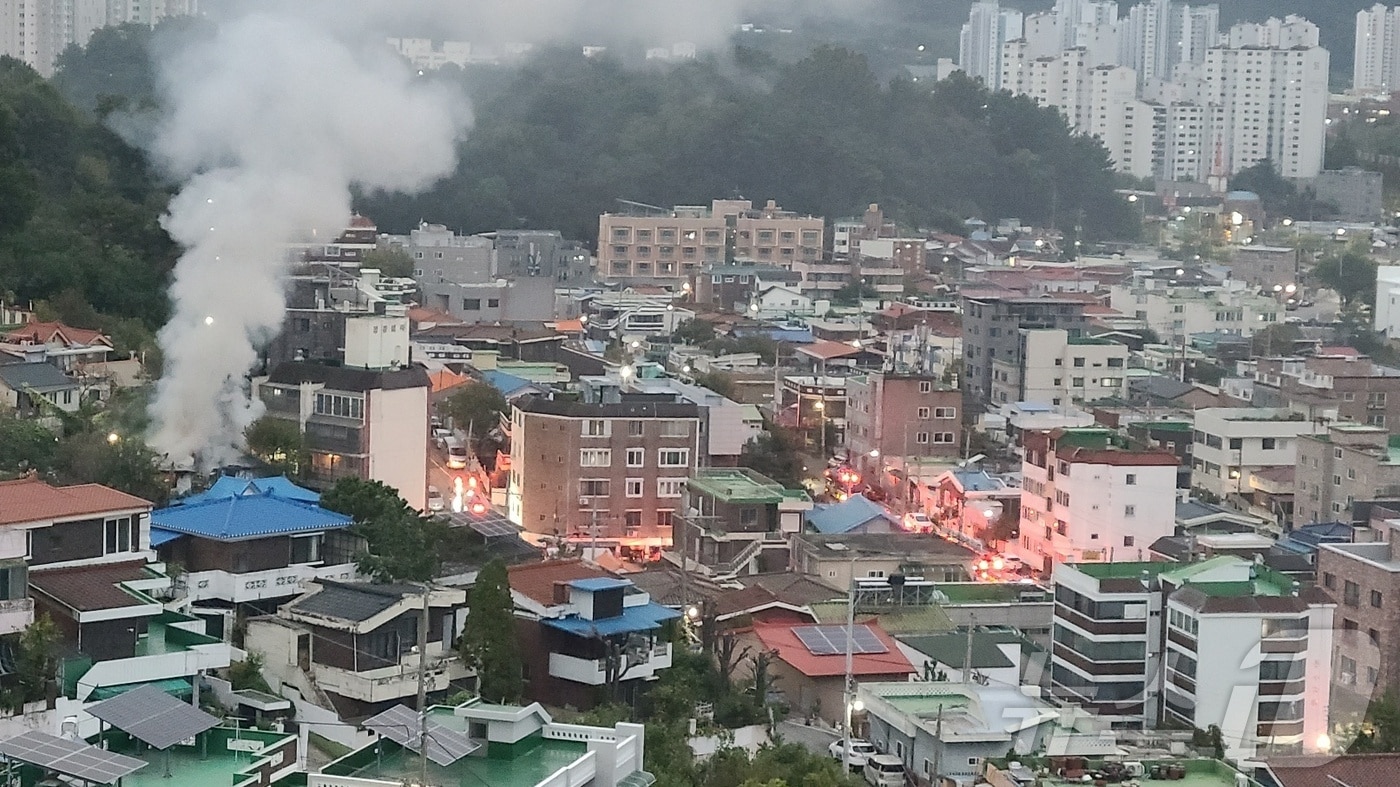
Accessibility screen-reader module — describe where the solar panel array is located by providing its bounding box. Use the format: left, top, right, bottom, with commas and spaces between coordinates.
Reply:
0, 731, 147, 784
444, 510, 520, 538
363, 704, 481, 767
792, 625, 889, 656
87, 684, 221, 750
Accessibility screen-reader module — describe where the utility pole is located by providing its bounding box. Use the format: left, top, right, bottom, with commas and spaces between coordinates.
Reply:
841, 555, 857, 771
931, 705, 945, 783
416, 585, 431, 787
962, 613, 976, 685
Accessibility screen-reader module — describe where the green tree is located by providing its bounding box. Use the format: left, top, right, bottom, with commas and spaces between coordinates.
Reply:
739, 428, 805, 489
0, 411, 58, 476
244, 416, 308, 479
1315, 246, 1378, 307
16, 613, 58, 704
692, 371, 736, 399
831, 279, 877, 306
672, 319, 717, 345
445, 383, 509, 443
361, 247, 414, 278
459, 558, 522, 703
1350, 692, 1400, 753
54, 431, 168, 504
321, 478, 445, 582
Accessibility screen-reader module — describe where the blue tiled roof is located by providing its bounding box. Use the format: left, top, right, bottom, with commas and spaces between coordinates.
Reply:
481, 370, 537, 397
176, 475, 320, 506
568, 578, 632, 592
151, 491, 352, 542
150, 528, 184, 547
805, 494, 896, 534
541, 602, 681, 638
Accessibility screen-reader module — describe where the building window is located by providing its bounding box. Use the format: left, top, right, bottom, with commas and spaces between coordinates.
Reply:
1323, 572, 1336, 589
658, 449, 689, 467
932, 432, 955, 443
1262, 438, 1276, 450
104, 516, 137, 554
1229, 438, 1243, 450
915, 432, 929, 444
934, 407, 956, 418
579, 449, 612, 467
579, 479, 609, 497
659, 420, 689, 437
628, 420, 645, 436
1073, 357, 1085, 367
917, 407, 930, 419
657, 510, 675, 528
918, 381, 932, 393
314, 393, 364, 420
1124, 536, 1135, 547
739, 507, 758, 527
582, 420, 610, 437
1071, 377, 1084, 387
487, 298, 500, 308
657, 478, 685, 497
1344, 580, 1360, 607
290, 534, 323, 564
625, 478, 644, 498
463, 298, 481, 310
626, 448, 644, 467
1124, 505, 1136, 517
1125, 473, 1136, 485
1371, 590, 1383, 608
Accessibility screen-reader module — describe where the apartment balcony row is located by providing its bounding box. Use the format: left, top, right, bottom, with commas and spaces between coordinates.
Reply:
312, 648, 472, 704
548, 642, 673, 686
179, 562, 359, 605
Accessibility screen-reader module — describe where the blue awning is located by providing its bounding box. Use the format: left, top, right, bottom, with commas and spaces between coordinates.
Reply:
542, 603, 681, 638
150, 528, 184, 547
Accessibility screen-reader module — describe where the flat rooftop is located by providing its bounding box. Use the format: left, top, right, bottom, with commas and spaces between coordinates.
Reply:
109, 727, 295, 787
687, 468, 808, 504
1070, 561, 1171, 580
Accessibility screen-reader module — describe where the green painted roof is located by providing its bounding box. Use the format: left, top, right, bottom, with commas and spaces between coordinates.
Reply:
686, 468, 806, 504
898, 632, 1015, 670
1071, 561, 1172, 580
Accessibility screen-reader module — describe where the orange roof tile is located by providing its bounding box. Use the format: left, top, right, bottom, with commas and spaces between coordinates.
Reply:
508, 559, 612, 606
0, 477, 151, 526
795, 340, 862, 361
407, 307, 461, 326
6, 321, 111, 348
429, 368, 470, 393
551, 319, 585, 334
753, 621, 914, 678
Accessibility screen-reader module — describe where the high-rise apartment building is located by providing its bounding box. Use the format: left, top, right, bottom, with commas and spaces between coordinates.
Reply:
959, 0, 1024, 89
1355, 4, 1400, 93
1200, 45, 1329, 178
0, 0, 197, 76
1226, 15, 1319, 49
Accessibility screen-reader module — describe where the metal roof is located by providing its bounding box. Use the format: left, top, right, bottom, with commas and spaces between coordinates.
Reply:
541, 602, 681, 638
0, 361, 76, 392
87, 683, 220, 750
287, 582, 423, 623
805, 494, 897, 534
151, 491, 351, 542
175, 475, 319, 506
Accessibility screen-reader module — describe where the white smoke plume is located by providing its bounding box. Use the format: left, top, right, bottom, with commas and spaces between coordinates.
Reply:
146, 6, 466, 466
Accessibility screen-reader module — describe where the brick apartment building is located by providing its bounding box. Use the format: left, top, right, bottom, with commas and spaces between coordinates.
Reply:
846, 373, 963, 480
597, 199, 823, 284
1295, 424, 1400, 526
1259, 350, 1400, 429
1316, 518, 1400, 698
507, 397, 702, 550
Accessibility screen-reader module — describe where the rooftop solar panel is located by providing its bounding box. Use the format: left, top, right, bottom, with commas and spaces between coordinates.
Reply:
87, 683, 220, 750
792, 624, 889, 656
0, 731, 147, 784
363, 705, 481, 767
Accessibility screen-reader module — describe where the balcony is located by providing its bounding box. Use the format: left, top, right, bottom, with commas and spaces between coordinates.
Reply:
312, 649, 470, 704
182, 562, 358, 604
72, 619, 236, 701
0, 598, 33, 636
548, 642, 673, 686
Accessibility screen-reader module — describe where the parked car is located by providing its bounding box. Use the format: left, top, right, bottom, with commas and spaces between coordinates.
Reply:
863, 754, 906, 787
426, 486, 444, 512
828, 739, 877, 769
902, 512, 933, 532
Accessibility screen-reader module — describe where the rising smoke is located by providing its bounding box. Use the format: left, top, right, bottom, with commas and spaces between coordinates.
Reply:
146, 5, 465, 466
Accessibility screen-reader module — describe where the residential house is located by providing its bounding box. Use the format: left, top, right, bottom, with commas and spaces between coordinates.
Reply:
1268, 350, 1400, 428
675, 468, 811, 579
804, 494, 899, 536
691, 264, 803, 312
265, 264, 416, 369
845, 373, 963, 480
742, 621, 914, 724
990, 329, 1128, 407
776, 375, 847, 450
507, 397, 701, 549
789, 532, 975, 589
1191, 408, 1325, 501
1107, 279, 1281, 344
246, 580, 469, 716
256, 361, 430, 510
151, 475, 358, 628
582, 373, 764, 467
508, 561, 680, 709
579, 291, 693, 343
926, 468, 1022, 552
1295, 424, 1400, 526
0, 361, 81, 416
1015, 428, 1180, 574
1316, 516, 1400, 699
3, 321, 114, 374
896, 631, 1024, 686
1264, 753, 1400, 787
1052, 557, 1335, 758
0, 476, 234, 702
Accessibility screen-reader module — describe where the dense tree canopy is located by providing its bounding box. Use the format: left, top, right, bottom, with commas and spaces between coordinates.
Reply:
321, 478, 446, 582
459, 558, 521, 703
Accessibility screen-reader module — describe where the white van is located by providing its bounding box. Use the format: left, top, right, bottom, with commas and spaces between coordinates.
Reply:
863, 754, 906, 787
445, 437, 468, 469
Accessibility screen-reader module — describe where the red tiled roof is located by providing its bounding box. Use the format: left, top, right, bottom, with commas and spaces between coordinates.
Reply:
347, 214, 376, 229
6, 321, 111, 348
0, 477, 151, 526
1062, 447, 1180, 467
795, 340, 862, 361
508, 559, 611, 606
1081, 305, 1121, 315
29, 560, 156, 611
752, 621, 915, 678
1316, 346, 1362, 357
406, 307, 461, 326
1266, 753, 1400, 787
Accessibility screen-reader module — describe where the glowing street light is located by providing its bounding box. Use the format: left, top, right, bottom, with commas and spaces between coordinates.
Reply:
204, 316, 215, 326
107, 432, 120, 445
1127, 194, 1138, 203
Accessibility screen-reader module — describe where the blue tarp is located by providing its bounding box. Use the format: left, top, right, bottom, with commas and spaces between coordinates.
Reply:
541, 603, 681, 638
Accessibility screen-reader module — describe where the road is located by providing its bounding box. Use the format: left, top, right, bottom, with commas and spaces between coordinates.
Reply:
776, 719, 839, 757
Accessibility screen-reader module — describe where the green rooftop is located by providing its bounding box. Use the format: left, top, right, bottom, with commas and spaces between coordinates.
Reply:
1053, 428, 1117, 450
1071, 560, 1172, 580
687, 467, 808, 504
105, 727, 297, 787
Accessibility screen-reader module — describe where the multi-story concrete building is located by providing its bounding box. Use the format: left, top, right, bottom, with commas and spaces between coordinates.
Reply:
1016, 428, 1179, 574
1190, 408, 1325, 501
1317, 516, 1400, 698
1294, 424, 1400, 526
580, 372, 763, 466
388, 221, 494, 284
1355, 3, 1400, 93
1108, 280, 1282, 344
1200, 44, 1329, 179
1053, 556, 1335, 759
990, 329, 1128, 407
507, 397, 702, 548
677, 467, 811, 579
1225, 14, 1319, 48
596, 199, 822, 285
256, 361, 430, 510
1250, 350, 1400, 428
961, 293, 1089, 403
846, 373, 963, 478
494, 229, 589, 280
266, 265, 416, 369
960, 0, 1024, 88
1376, 266, 1400, 339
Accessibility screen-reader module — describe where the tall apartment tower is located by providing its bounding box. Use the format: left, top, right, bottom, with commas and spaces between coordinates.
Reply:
1201, 45, 1330, 178
1355, 4, 1400, 93
0, 0, 198, 76
960, 0, 1024, 89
